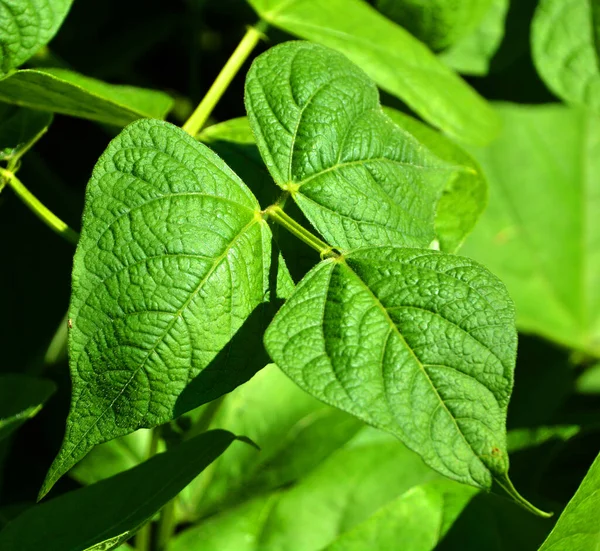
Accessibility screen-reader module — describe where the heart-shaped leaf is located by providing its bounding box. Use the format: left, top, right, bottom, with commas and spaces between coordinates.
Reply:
246, 0, 500, 145
41, 119, 273, 497
532, 0, 600, 113
265, 247, 544, 514
0, 68, 173, 126
0, 430, 236, 551
246, 41, 455, 251
0, 0, 74, 77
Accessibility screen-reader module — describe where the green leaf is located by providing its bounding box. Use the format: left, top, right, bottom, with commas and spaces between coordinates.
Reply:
532, 0, 600, 113
246, 41, 454, 251
382, 107, 487, 253
576, 362, 600, 394
375, 0, 494, 51
171, 428, 443, 551
177, 364, 363, 520
438, 0, 509, 76
507, 426, 581, 453
0, 374, 55, 441
324, 480, 477, 551
538, 451, 600, 551
264, 247, 543, 512
0, 430, 236, 551
0, 68, 173, 126
246, 0, 500, 145
0, 0, 73, 76
460, 104, 600, 356
41, 119, 273, 497
0, 104, 52, 162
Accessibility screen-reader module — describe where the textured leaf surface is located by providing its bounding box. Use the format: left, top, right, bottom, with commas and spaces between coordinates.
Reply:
246, 41, 454, 251
42, 119, 272, 497
383, 107, 487, 253
171, 428, 443, 551
177, 364, 362, 520
0, 68, 173, 126
265, 247, 517, 490
532, 0, 600, 113
0, 430, 235, 551
438, 0, 509, 76
376, 0, 493, 51
0, 103, 52, 161
538, 451, 600, 550
0, 0, 73, 76
246, 0, 499, 145
461, 104, 600, 356
0, 374, 55, 441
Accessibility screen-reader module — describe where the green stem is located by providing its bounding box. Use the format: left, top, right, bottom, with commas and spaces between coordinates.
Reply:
155, 499, 176, 551
265, 205, 337, 258
135, 430, 161, 551
182, 21, 268, 136
0, 168, 79, 245
495, 474, 553, 518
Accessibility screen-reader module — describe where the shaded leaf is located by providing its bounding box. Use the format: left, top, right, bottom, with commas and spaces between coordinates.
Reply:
383, 107, 487, 253
0, 0, 73, 77
0, 104, 52, 161
507, 426, 581, 453
576, 362, 600, 394
0, 430, 236, 551
0, 68, 173, 126
0, 374, 55, 441
532, 0, 600, 113
41, 119, 272, 497
461, 104, 600, 356
246, 41, 454, 251
246, 0, 500, 145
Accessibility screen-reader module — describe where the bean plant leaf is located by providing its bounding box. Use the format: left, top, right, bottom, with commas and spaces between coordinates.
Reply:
0, 430, 236, 551
532, 0, 600, 113
375, 0, 494, 51
461, 104, 600, 356
0, 68, 173, 126
0, 0, 74, 77
383, 107, 487, 253
265, 247, 543, 514
41, 119, 273, 498
246, 41, 455, 251
0, 374, 55, 441
0, 103, 52, 162
438, 0, 509, 76
576, 362, 600, 394
246, 0, 500, 145
538, 451, 600, 550
507, 425, 581, 453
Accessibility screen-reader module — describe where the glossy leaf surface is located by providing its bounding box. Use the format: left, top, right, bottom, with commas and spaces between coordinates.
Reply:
0, 68, 173, 126
0, 430, 236, 551
42, 119, 272, 496
246, 41, 453, 251
246, 0, 500, 144
265, 247, 517, 492
532, 0, 600, 113
0, 0, 73, 76
461, 104, 600, 356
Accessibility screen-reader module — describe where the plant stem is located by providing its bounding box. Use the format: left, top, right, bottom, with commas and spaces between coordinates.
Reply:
135, 430, 161, 551
0, 168, 79, 245
264, 205, 337, 258
182, 20, 268, 136
155, 499, 176, 551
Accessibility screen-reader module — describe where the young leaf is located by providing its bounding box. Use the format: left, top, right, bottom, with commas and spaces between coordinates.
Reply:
460, 104, 600, 356
264, 247, 534, 504
246, 41, 454, 251
532, 0, 600, 113
375, 0, 494, 51
41, 119, 272, 497
245, 0, 500, 145
0, 0, 73, 77
0, 68, 173, 126
0, 104, 52, 162
0, 374, 55, 441
0, 430, 236, 551
538, 451, 600, 550
383, 107, 487, 253
438, 0, 509, 76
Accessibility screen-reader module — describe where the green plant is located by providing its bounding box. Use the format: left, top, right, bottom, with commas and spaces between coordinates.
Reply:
1, 1, 599, 550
